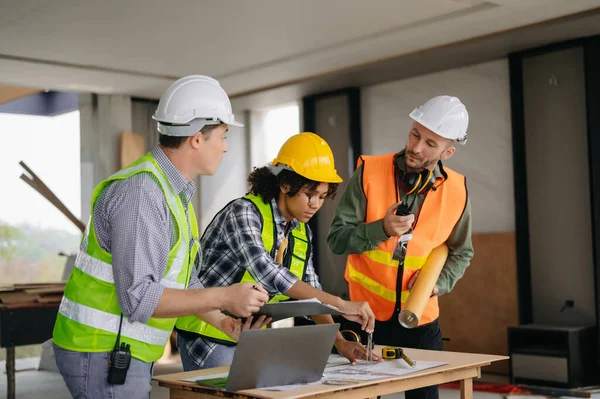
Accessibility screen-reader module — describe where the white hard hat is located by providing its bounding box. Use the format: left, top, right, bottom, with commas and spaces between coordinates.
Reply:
153, 75, 243, 137
409, 96, 468, 145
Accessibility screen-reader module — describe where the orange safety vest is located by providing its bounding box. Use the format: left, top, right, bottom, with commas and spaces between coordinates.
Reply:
345, 153, 467, 324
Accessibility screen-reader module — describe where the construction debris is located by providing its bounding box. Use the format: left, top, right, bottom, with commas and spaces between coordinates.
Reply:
0, 282, 65, 306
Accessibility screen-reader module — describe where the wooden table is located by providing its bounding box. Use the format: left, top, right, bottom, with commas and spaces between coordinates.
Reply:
0, 302, 60, 399
154, 346, 508, 399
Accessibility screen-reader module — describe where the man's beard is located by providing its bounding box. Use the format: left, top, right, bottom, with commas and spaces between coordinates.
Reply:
406, 150, 437, 171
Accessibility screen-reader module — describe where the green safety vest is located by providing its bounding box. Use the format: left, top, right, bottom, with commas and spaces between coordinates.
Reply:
175, 194, 310, 344
53, 152, 199, 363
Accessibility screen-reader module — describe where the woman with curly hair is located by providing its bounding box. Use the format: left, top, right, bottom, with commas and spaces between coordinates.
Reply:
176, 132, 378, 370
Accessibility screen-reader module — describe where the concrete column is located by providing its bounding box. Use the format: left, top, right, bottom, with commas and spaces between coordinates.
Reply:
79, 93, 132, 222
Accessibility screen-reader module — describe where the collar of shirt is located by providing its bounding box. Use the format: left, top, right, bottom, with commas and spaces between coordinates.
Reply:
151, 145, 196, 204
270, 198, 300, 233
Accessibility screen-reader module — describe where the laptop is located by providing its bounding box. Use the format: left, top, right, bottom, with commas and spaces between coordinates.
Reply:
192, 323, 339, 391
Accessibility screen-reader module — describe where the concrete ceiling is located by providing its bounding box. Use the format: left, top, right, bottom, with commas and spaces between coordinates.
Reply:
0, 0, 599, 100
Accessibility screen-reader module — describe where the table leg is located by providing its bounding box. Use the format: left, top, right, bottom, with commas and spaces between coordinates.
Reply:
6, 346, 15, 399
460, 378, 473, 399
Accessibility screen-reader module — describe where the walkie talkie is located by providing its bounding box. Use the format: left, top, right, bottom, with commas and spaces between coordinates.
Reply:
107, 315, 131, 385
395, 202, 411, 216
392, 203, 413, 262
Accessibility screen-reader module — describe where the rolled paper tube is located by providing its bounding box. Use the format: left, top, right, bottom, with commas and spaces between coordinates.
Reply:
398, 243, 449, 328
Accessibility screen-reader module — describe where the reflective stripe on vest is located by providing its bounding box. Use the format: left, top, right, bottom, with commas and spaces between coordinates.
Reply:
176, 194, 309, 344
53, 152, 198, 362
345, 153, 466, 323
59, 296, 171, 346
74, 250, 185, 289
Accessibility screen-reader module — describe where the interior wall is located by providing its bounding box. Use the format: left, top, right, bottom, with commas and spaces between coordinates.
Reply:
198, 111, 249, 234
361, 59, 513, 233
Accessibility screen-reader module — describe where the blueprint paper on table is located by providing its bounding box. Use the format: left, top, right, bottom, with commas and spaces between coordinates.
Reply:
325, 354, 352, 368
262, 355, 447, 390
323, 358, 447, 381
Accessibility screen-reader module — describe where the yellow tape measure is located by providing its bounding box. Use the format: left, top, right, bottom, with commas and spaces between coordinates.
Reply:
381, 346, 416, 367
382, 346, 403, 359
340, 330, 361, 343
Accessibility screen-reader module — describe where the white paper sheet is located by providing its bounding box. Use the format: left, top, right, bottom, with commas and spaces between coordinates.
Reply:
291, 298, 321, 304
325, 354, 352, 368
324, 359, 446, 381
258, 355, 447, 390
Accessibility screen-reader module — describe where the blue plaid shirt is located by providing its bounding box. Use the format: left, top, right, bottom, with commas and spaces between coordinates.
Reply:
179, 197, 322, 367
88, 145, 202, 324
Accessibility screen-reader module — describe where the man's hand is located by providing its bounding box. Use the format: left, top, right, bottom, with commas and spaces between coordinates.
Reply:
382, 201, 415, 237
335, 338, 382, 366
222, 283, 269, 317
338, 300, 376, 333
407, 270, 439, 296
220, 315, 272, 342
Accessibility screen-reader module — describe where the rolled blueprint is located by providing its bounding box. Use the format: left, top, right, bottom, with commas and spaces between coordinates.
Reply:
398, 244, 449, 328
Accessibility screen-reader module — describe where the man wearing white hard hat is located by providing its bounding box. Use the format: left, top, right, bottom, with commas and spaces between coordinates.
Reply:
328, 96, 473, 399
52, 75, 269, 398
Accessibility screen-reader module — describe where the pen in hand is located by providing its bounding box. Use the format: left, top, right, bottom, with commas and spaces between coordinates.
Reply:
220, 284, 268, 320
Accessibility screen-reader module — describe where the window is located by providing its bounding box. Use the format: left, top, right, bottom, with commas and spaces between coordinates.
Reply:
0, 110, 81, 284
249, 104, 300, 328
250, 104, 300, 168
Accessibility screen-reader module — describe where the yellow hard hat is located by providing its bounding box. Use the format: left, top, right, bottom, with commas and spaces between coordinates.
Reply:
272, 132, 343, 183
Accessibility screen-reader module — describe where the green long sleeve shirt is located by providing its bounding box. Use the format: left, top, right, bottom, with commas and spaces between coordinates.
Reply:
327, 152, 474, 295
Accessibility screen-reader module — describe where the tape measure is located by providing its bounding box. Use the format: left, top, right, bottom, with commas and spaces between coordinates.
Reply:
340, 330, 360, 343
382, 346, 403, 359
381, 346, 416, 367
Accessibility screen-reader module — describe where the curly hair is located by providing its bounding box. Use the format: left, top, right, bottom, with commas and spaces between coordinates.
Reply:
247, 166, 338, 203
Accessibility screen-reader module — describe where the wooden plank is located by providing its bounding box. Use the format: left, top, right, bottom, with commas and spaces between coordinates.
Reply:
120, 131, 146, 168
171, 390, 228, 399
19, 161, 86, 233
36, 294, 64, 303
460, 378, 473, 399
302, 368, 480, 399
162, 366, 481, 399
439, 232, 518, 374
155, 347, 507, 399
0, 292, 37, 305
12, 282, 65, 289
23, 287, 65, 295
